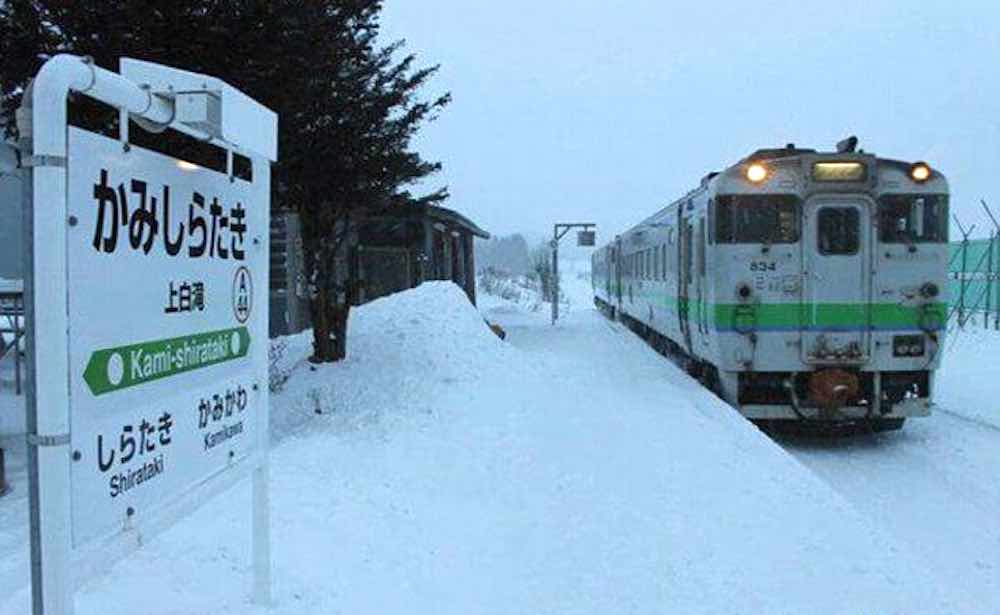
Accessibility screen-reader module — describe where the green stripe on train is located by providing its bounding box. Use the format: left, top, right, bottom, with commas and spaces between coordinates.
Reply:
712, 302, 947, 329
615, 288, 946, 329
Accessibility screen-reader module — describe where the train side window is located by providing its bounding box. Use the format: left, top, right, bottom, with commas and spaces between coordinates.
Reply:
715, 195, 800, 243
817, 207, 859, 255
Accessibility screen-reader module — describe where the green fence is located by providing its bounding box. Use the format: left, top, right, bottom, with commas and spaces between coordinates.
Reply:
948, 234, 1000, 328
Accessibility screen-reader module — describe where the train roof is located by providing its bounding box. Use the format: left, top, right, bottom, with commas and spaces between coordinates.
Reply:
744, 145, 818, 161
602, 138, 947, 249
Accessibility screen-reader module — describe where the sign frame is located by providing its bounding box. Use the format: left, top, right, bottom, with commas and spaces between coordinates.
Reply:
19, 55, 277, 615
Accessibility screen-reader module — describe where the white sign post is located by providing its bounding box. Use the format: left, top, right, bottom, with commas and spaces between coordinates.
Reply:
19, 55, 277, 614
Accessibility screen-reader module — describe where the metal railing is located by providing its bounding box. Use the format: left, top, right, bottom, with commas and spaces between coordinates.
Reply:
949, 202, 1000, 329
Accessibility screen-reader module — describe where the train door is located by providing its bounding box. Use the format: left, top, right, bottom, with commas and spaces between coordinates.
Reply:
801, 197, 873, 362
678, 214, 693, 353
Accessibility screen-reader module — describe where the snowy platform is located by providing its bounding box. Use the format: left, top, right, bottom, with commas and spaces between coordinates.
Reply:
0, 279, 995, 613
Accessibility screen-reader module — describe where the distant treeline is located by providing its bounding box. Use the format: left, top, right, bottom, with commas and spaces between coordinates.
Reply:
476, 234, 532, 276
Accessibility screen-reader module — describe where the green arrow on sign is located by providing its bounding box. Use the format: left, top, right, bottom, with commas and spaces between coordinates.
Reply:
83, 327, 251, 396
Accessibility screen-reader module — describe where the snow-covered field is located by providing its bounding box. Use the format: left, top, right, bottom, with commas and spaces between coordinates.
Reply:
0, 269, 996, 613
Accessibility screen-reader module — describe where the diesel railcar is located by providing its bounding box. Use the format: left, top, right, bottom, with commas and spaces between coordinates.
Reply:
592, 139, 948, 429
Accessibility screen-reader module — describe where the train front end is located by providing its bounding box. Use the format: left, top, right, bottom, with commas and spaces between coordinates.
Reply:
711, 145, 949, 427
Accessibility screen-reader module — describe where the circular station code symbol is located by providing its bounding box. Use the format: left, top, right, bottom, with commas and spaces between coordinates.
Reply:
232, 266, 253, 324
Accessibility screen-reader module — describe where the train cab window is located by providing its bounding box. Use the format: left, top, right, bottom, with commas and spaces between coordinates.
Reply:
878, 194, 948, 243
714, 195, 800, 244
817, 207, 859, 255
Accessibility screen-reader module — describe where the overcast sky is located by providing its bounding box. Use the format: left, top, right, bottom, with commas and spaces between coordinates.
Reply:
381, 1, 1000, 245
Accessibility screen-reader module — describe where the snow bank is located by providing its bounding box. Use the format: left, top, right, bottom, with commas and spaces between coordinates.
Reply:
938, 324, 1000, 428
353, 280, 509, 376
270, 281, 514, 441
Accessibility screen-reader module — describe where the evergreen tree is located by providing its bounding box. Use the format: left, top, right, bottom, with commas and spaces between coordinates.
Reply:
0, 1, 450, 361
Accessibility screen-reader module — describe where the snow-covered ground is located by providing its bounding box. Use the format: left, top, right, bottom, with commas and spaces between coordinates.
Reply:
777, 318, 1000, 613
938, 321, 1000, 430
0, 269, 996, 612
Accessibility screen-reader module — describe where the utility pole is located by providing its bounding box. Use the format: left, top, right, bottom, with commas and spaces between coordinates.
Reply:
550, 223, 596, 325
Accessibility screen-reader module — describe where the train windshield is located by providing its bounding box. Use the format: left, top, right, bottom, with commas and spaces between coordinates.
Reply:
877, 194, 948, 243
714, 195, 800, 244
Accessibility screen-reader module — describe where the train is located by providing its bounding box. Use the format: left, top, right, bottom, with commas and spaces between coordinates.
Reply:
592, 138, 949, 430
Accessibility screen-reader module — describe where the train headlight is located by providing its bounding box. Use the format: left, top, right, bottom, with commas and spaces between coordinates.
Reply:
910, 162, 931, 183
920, 282, 939, 299
736, 283, 753, 301
746, 163, 768, 183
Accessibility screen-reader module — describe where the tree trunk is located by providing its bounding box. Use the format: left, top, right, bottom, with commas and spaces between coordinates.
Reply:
310, 290, 334, 363
308, 229, 351, 363
331, 302, 350, 361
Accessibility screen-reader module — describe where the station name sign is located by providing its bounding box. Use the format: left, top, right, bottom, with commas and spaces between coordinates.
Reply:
66, 128, 267, 547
